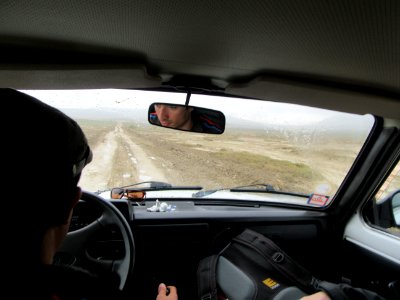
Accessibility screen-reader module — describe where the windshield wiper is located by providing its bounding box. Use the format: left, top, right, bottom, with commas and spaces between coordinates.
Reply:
192, 183, 309, 198
192, 183, 274, 198
229, 183, 275, 192
115, 181, 203, 191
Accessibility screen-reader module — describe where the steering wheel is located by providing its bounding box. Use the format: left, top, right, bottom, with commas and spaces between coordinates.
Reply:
57, 190, 135, 291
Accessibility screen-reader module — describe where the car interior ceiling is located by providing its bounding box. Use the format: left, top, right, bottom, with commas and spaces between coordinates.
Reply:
1, 1, 399, 116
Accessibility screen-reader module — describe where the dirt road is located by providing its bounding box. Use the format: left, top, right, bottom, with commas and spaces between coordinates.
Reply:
80, 123, 168, 191
79, 122, 361, 196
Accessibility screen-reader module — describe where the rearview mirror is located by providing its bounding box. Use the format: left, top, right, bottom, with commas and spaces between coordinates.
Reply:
148, 103, 225, 134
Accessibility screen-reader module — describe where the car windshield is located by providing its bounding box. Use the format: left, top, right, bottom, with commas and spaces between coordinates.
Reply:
22, 89, 374, 207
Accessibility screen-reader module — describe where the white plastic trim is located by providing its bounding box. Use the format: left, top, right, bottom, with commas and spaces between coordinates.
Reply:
344, 211, 400, 265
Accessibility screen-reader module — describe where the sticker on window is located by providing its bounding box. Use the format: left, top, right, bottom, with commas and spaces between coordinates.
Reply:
308, 194, 330, 206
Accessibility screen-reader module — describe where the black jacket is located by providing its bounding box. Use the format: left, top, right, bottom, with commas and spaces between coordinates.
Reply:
317, 281, 387, 300
20, 264, 124, 300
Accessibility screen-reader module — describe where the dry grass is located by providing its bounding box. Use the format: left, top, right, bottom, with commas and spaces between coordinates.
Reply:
78, 121, 363, 196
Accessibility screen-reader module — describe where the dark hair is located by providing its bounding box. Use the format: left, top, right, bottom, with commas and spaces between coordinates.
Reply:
1, 89, 92, 260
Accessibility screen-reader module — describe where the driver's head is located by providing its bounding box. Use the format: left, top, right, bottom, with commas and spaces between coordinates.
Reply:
154, 104, 194, 130
2, 89, 92, 228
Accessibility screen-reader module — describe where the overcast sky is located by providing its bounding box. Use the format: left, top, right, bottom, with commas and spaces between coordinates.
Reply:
21, 89, 370, 127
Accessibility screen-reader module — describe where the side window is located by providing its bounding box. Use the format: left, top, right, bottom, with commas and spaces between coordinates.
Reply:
364, 161, 400, 237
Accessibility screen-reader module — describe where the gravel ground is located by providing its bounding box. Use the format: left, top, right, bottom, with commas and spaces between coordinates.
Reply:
79, 122, 362, 197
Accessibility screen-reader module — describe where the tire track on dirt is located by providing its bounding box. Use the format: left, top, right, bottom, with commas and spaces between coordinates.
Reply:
80, 123, 167, 192
117, 125, 168, 183
79, 127, 118, 192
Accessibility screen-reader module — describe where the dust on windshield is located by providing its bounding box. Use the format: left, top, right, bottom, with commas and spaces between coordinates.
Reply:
22, 89, 374, 206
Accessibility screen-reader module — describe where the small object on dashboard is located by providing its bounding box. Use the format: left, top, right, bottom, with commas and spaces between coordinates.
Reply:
159, 202, 169, 212
146, 200, 172, 212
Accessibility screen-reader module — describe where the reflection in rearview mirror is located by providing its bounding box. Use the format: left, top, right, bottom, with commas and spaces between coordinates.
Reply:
148, 103, 225, 134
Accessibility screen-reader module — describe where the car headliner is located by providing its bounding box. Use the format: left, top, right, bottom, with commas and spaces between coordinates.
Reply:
1, 0, 399, 118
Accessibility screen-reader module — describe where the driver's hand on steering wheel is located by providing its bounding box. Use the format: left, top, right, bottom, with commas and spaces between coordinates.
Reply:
157, 283, 178, 300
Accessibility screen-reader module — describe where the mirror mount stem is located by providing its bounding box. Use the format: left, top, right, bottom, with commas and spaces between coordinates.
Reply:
185, 90, 191, 107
